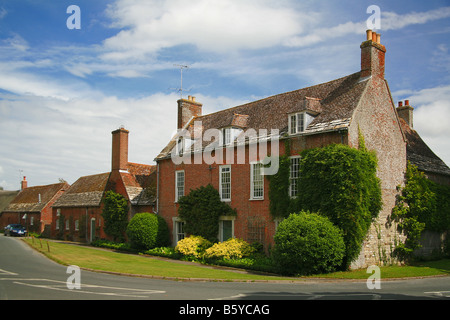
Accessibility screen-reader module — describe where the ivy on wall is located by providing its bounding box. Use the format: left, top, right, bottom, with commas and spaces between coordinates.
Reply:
178, 184, 236, 243
268, 137, 382, 268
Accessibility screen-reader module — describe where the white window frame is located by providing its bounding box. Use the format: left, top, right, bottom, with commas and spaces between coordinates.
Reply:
172, 217, 186, 245
75, 220, 79, 231
219, 216, 235, 242
222, 127, 231, 146
250, 162, 264, 200
289, 156, 301, 198
289, 112, 315, 135
219, 165, 231, 202
175, 170, 185, 202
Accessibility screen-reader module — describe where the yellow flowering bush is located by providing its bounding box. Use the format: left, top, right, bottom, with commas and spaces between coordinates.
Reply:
175, 235, 212, 258
204, 238, 255, 260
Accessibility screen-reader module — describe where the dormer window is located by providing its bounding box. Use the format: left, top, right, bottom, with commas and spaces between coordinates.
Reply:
289, 112, 314, 135
221, 127, 243, 146
176, 137, 184, 155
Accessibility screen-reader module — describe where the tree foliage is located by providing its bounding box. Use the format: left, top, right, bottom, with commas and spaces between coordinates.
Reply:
273, 211, 345, 276
391, 162, 450, 260
178, 184, 236, 242
102, 191, 129, 242
126, 212, 170, 250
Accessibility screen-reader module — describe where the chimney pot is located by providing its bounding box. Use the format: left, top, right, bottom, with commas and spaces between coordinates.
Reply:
372, 32, 377, 42
405, 100, 409, 106
398, 101, 403, 107
21, 176, 28, 190
376, 33, 381, 44
366, 29, 372, 41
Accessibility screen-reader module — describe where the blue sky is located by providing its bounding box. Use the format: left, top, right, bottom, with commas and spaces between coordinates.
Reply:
0, 0, 449, 189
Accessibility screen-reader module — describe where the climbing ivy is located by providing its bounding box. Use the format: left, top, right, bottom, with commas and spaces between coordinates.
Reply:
268, 139, 382, 269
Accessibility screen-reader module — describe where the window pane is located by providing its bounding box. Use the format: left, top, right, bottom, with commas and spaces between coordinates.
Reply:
290, 115, 296, 134
252, 163, 264, 199
221, 220, 232, 242
297, 113, 304, 132
176, 171, 185, 201
290, 157, 300, 198
220, 166, 231, 200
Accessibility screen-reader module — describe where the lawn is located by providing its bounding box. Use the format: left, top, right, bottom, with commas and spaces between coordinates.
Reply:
23, 238, 450, 281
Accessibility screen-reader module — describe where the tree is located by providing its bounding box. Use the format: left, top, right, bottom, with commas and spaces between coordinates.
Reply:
101, 191, 129, 242
126, 212, 170, 250
178, 184, 236, 242
289, 143, 382, 268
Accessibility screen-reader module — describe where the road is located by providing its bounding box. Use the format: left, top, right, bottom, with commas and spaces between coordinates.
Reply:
1, 235, 449, 303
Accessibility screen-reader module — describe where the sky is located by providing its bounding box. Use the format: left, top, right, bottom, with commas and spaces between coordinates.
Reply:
0, 0, 449, 190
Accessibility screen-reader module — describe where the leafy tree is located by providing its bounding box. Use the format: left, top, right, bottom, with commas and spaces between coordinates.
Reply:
126, 212, 170, 250
102, 191, 129, 242
178, 184, 236, 242
273, 211, 345, 276
289, 143, 382, 268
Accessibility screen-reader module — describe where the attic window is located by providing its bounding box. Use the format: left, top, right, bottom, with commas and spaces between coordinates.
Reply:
221, 127, 243, 146
289, 112, 314, 135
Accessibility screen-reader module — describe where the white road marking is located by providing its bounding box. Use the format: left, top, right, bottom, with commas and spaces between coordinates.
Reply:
0, 268, 19, 276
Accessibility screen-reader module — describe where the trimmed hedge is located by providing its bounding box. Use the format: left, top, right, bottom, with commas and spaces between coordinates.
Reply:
273, 211, 345, 276
126, 213, 170, 250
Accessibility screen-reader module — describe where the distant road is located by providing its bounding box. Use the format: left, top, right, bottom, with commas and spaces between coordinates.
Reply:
1, 236, 449, 303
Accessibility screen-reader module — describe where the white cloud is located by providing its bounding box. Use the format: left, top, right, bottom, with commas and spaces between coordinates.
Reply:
0, 7, 7, 20
382, 7, 450, 30
101, 0, 311, 60
404, 85, 450, 166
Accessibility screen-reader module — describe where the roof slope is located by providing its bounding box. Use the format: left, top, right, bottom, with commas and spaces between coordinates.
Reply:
121, 163, 156, 206
52, 173, 110, 208
156, 72, 369, 160
399, 118, 450, 176
3, 183, 68, 213
0, 190, 20, 213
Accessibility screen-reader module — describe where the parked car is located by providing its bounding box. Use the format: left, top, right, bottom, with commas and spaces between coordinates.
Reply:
4, 224, 27, 237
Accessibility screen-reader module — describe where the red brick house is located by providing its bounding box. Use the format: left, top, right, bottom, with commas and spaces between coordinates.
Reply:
155, 30, 450, 268
51, 127, 156, 242
1, 177, 69, 236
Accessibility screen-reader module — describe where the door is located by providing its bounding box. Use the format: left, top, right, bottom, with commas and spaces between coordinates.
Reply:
90, 218, 96, 242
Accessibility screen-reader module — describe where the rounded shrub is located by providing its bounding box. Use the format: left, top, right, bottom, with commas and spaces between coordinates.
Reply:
126, 213, 170, 250
175, 235, 212, 258
273, 211, 345, 276
204, 238, 256, 260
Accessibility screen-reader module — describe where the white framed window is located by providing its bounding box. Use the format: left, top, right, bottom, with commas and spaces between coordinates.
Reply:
219, 165, 231, 201
55, 218, 60, 230
289, 112, 314, 135
30, 216, 34, 226
75, 220, 79, 231
172, 218, 186, 245
65, 219, 70, 230
219, 216, 235, 242
222, 127, 231, 146
175, 170, 185, 202
250, 162, 264, 200
289, 156, 301, 198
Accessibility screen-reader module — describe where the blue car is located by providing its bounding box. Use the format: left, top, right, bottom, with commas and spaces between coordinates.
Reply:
4, 224, 27, 237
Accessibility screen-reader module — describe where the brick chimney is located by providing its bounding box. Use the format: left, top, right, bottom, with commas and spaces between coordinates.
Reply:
177, 96, 202, 129
21, 176, 27, 190
360, 29, 386, 79
111, 127, 129, 172
397, 100, 414, 128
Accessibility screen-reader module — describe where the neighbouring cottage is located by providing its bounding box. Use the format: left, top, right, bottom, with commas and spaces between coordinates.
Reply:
51, 127, 156, 242
0, 177, 69, 236
154, 30, 450, 268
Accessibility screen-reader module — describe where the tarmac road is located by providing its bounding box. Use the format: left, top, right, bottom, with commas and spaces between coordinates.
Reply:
1, 235, 449, 303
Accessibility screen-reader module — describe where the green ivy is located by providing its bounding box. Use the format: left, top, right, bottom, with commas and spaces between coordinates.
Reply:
101, 190, 129, 242
391, 162, 450, 261
268, 140, 382, 269
178, 184, 236, 243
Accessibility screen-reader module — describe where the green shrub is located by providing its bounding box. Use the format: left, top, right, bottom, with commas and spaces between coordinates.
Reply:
291, 143, 382, 268
175, 235, 212, 258
102, 191, 129, 242
178, 184, 236, 242
126, 213, 170, 250
273, 211, 345, 276
204, 238, 256, 260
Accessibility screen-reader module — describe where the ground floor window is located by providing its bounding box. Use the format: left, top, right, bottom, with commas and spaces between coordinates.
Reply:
173, 218, 185, 245
219, 216, 235, 242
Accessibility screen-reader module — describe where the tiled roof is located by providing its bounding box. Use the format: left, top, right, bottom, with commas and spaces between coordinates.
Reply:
52, 173, 110, 208
399, 118, 450, 176
3, 183, 68, 213
120, 164, 157, 206
156, 71, 369, 160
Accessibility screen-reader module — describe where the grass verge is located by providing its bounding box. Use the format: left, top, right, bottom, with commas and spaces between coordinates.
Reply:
23, 238, 450, 281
